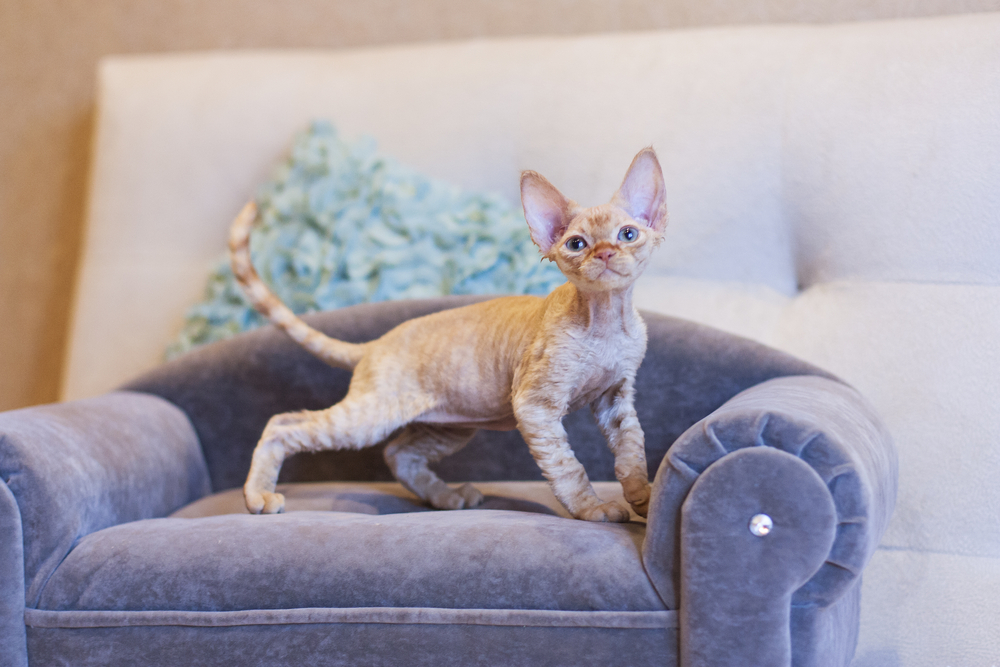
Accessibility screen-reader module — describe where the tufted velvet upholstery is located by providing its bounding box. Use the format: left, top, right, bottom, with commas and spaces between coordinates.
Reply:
0, 297, 895, 666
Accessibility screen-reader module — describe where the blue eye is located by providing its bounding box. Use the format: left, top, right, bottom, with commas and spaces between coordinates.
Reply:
565, 237, 587, 251
618, 226, 638, 242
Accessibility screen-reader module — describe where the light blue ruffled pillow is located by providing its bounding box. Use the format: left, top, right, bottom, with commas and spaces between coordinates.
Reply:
166, 121, 564, 359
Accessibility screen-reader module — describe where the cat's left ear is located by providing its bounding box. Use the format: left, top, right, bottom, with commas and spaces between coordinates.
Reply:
521, 170, 573, 254
613, 147, 667, 233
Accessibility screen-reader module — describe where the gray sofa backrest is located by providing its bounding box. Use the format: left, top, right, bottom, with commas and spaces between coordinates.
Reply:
124, 296, 833, 492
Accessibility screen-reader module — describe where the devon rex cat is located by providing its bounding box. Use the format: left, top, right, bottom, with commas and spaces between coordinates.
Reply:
229, 147, 667, 522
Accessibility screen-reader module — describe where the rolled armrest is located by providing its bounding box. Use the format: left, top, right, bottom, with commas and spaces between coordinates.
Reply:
1, 480, 27, 667
642, 375, 897, 665
679, 446, 838, 666
0, 391, 210, 609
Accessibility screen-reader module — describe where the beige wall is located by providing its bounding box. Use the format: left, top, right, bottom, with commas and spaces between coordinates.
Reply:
2, 0, 998, 411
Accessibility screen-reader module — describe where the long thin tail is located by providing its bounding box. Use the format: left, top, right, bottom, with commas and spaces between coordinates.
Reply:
228, 201, 365, 370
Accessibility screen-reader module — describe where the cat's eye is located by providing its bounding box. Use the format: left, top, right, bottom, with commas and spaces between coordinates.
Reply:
565, 236, 588, 251
618, 226, 639, 242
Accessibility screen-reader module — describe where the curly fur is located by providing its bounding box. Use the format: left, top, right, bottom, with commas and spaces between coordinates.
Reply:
231, 148, 667, 521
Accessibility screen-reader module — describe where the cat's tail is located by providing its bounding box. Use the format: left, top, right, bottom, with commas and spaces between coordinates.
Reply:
228, 201, 366, 370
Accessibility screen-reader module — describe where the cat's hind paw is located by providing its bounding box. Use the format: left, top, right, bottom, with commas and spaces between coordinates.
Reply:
577, 500, 631, 523
456, 483, 485, 508
428, 483, 484, 510
262, 492, 286, 514
245, 489, 285, 514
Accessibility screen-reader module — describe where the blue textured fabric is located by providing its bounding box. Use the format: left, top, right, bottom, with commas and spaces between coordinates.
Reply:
167, 122, 564, 358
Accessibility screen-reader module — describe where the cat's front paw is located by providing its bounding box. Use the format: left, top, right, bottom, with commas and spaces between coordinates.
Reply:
245, 488, 285, 514
621, 477, 651, 518
577, 500, 631, 523
628, 496, 650, 518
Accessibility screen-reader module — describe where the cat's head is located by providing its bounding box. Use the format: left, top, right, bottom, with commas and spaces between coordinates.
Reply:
520, 147, 667, 293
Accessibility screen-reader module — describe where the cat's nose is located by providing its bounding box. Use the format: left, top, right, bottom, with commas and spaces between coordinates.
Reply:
594, 248, 616, 263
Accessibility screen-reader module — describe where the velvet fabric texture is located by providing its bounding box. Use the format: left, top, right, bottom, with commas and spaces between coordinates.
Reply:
0, 392, 209, 667
38, 510, 661, 612
25, 622, 678, 667
0, 481, 28, 667
0, 298, 897, 667
122, 296, 834, 492
170, 480, 639, 521
0, 393, 210, 608
679, 447, 837, 666
645, 375, 898, 666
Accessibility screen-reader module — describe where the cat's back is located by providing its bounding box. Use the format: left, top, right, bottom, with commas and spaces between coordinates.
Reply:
397, 294, 546, 336
366, 293, 548, 366
354, 294, 548, 417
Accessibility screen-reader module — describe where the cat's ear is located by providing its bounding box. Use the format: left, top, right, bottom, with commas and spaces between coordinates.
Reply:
521, 171, 572, 254
613, 147, 667, 233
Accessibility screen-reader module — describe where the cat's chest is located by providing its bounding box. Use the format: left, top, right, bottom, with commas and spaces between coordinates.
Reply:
563, 329, 644, 406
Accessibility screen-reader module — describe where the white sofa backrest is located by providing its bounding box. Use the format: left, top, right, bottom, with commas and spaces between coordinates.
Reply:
780, 17, 1000, 288
65, 13, 1000, 400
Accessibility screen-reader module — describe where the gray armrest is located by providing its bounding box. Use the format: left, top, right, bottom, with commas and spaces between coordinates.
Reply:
1, 479, 27, 667
642, 375, 897, 667
0, 391, 210, 618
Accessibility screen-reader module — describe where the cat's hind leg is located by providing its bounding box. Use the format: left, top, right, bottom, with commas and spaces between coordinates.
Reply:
244, 395, 420, 514
383, 424, 483, 510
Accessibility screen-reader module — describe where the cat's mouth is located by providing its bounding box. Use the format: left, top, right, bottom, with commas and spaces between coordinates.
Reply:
576, 264, 635, 290
587, 261, 626, 280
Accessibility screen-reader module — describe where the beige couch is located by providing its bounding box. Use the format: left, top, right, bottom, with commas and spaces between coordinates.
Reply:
63, 13, 1000, 665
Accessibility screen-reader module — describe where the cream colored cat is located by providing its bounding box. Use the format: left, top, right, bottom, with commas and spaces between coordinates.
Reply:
230, 147, 667, 522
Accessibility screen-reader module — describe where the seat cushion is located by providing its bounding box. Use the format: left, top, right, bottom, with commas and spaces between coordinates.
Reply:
169, 480, 641, 521
36, 482, 663, 614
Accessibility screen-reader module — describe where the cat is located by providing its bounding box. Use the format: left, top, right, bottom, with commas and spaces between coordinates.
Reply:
229, 147, 667, 522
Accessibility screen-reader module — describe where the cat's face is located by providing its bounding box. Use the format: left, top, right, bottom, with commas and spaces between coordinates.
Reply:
547, 203, 661, 292
521, 147, 667, 294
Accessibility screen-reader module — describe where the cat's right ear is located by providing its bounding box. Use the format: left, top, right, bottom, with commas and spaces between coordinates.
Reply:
613, 147, 667, 233
521, 171, 571, 254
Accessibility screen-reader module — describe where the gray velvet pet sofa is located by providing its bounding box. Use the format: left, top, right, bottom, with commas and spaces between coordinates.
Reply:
1, 295, 896, 667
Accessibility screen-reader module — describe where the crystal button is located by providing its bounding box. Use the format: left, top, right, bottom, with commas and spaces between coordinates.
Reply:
749, 513, 773, 537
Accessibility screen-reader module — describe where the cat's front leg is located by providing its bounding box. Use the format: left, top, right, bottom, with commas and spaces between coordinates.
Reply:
513, 395, 630, 522
591, 378, 651, 517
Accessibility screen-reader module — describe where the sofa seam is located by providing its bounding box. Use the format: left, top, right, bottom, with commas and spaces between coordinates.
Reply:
24, 607, 678, 630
